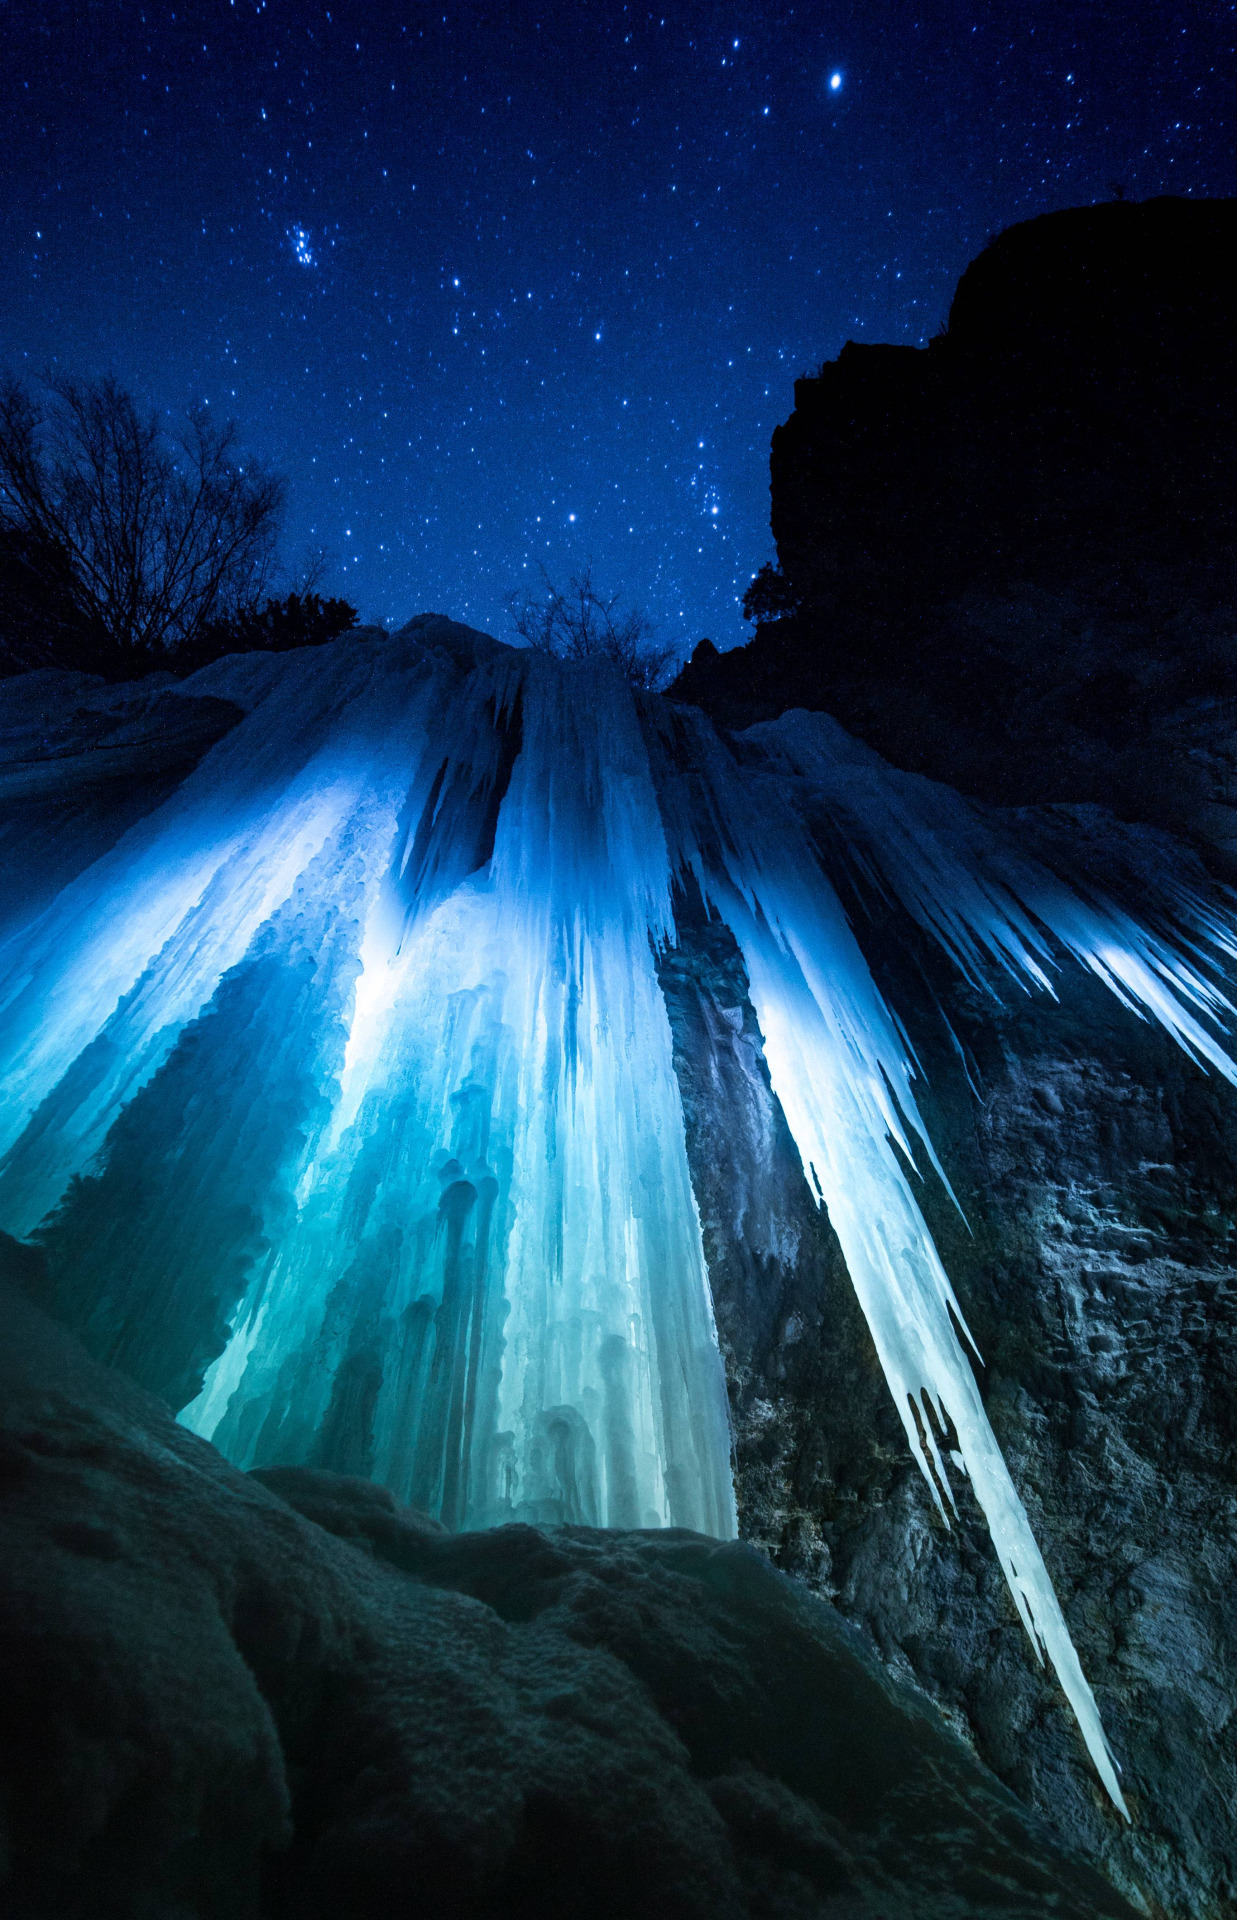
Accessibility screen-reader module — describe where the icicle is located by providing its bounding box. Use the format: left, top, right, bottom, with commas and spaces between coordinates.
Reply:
643, 701, 1133, 1813
747, 707, 1237, 1079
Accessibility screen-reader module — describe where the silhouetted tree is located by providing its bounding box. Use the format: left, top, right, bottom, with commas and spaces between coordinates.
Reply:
507, 565, 678, 689
0, 374, 285, 675
742, 561, 799, 626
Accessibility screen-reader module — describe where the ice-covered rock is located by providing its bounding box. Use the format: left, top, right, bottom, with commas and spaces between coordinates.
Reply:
0, 1269, 1139, 1920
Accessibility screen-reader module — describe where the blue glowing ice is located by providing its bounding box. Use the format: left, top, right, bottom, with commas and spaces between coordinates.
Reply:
4, 618, 1235, 1811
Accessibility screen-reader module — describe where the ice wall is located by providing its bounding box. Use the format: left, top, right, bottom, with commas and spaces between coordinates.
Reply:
0, 633, 734, 1536
3, 625, 1236, 1807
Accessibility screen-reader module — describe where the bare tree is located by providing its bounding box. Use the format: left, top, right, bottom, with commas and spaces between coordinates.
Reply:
0, 374, 285, 671
507, 565, 679, 690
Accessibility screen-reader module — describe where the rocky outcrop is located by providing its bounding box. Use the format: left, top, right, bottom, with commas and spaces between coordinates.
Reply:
0, 1269, 1135, 1920
672, 198, 1237, 858
771, 196, 1237, 619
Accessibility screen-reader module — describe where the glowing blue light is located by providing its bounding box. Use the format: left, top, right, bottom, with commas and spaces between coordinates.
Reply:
830, 70, 842, 90
5, 628, 1228, 1812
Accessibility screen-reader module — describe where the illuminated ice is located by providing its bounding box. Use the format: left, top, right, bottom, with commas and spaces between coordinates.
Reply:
3, 625, 1235, 1811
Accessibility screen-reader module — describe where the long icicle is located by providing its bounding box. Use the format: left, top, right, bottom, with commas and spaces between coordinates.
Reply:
645, 700, 1142, 1811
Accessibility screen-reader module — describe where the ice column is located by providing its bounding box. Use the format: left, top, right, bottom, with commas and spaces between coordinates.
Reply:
0, 636, 734, 1538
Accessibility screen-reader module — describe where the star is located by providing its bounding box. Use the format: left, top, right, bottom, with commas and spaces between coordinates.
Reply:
6, 2, 1226, 650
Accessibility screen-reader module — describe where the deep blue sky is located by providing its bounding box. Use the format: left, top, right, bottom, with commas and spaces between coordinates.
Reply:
2, 2, 1234, 656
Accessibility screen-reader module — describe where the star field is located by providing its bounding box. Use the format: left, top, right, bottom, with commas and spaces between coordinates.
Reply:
2, 1, 1234, 655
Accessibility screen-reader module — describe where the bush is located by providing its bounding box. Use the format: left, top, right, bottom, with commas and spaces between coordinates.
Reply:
507, 565, 678, 690
0, 523, 102, 674
181, 592, 359, 672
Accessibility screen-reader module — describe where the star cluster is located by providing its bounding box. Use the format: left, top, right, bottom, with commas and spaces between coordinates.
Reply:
2, 1, 1233, 653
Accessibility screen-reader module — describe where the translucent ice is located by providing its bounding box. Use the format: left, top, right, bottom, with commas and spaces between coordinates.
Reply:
0, 633, 733, 1536
3, 624, 1235, 1812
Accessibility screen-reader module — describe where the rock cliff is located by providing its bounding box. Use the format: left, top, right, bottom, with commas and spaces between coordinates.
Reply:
674, 196, 1237, 860
660, 877, 1237, 1917
669, 196, 1237, 1914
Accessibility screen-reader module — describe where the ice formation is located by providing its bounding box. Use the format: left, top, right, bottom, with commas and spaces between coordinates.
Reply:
3, 619, 1235, 1810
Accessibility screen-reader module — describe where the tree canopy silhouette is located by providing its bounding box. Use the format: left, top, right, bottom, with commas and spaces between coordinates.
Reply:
742, 561, 799, 627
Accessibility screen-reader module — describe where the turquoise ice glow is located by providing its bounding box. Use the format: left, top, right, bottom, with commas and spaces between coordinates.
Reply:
4, 622, 1235, 1812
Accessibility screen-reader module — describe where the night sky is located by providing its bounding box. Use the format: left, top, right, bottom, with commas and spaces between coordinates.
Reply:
3, 3, 1234, 657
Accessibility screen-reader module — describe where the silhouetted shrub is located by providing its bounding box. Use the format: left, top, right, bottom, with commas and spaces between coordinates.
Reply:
181, 591, 360, 671
0, 523, 110, 674
507, 565, 678, 690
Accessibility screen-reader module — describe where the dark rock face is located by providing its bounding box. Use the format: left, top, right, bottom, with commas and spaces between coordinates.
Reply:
0, 1272, 1135, 1920
664, 207, 1237, 1909
774, 197, 1237, 616
657, 898, 1237, 1919
672, 198, 1237, 855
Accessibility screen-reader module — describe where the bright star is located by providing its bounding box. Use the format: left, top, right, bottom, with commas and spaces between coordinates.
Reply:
830, 71, 843, 90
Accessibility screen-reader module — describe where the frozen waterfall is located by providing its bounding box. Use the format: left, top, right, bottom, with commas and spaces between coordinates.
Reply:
4, 617, 1236, 1812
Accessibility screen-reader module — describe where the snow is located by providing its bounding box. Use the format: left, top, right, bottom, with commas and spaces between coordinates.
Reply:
4, 622, 1235, 1810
